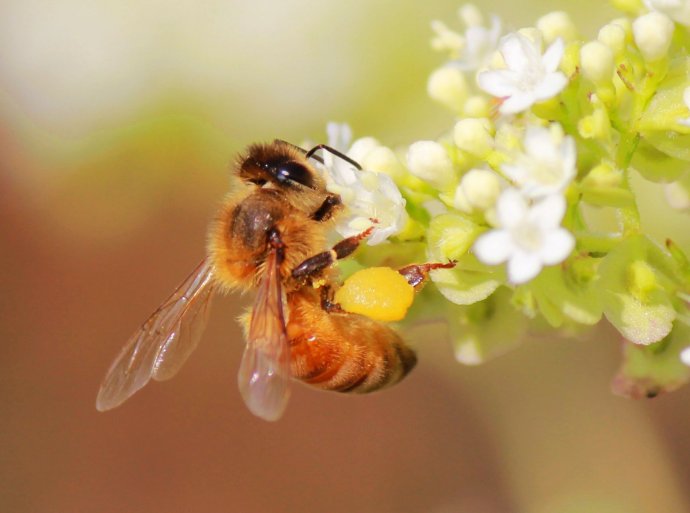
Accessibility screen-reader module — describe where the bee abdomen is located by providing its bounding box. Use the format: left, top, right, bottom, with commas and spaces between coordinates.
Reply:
288, 316, 417, 394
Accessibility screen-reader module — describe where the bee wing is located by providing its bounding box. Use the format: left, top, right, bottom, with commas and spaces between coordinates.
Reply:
96, 259, 216, 412
237, 250, 291, 421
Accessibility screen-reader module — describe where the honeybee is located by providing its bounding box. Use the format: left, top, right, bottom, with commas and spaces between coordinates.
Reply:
96, 140, 453, 421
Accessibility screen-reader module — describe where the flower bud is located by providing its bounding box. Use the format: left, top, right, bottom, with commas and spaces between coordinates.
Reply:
348, 137, 380, 163
583, 162, 623, 188
536, 11, 578, 43
633, 12, 675, 61
428, 213, 480, 260
453, 117, 493, 157
664, 174, 690, 210
463, 95, 490, 117
458, 4, 483, 27
627, 260, 658, 302
362, 146, 406, 181
578, 105, 611, 140
611, 0, 644, 14
431, 20, 464, 53
598, 23, 627, 55
406, 141, 455, 189
453, 168, 502, 213
580, 41, 615, 84
517, 27, 542, 44
427, 66, 469, 112
644, 0, 690, 26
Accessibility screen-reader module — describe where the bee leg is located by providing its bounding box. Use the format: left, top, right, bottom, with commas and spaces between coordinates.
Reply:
311, 194, 342, 222
291, 226, 375, 281
320, 286, 345, 313
398, 261, 456, 291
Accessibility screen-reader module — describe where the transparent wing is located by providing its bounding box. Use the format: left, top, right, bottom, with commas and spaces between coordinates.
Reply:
96, 259, 216, 411
237, 250, 291, 421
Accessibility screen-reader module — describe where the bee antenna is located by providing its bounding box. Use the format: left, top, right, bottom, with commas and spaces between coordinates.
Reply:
272, 139, 326, 166
305, 144, 362, 170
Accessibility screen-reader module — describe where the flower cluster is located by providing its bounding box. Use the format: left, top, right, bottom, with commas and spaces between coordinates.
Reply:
315, 2, 690, 398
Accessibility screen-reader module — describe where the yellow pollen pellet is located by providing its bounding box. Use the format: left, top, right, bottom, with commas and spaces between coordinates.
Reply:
334, 267, 415, 322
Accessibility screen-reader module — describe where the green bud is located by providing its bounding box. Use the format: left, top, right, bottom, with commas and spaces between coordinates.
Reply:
599, 236, 677, 345
627, 260, 658, 302
427, 213, 480, 260
610, 0, 644, 14
612, 325, 690, 399
449, 287, 526, 364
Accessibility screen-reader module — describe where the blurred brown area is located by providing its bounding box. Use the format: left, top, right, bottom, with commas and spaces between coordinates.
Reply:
2, 1, 690, 512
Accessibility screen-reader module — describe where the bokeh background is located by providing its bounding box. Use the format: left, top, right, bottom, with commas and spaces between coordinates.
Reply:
3, 1, 690, 512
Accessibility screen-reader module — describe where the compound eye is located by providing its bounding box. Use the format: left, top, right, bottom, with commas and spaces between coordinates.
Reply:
274, 161, 314, 188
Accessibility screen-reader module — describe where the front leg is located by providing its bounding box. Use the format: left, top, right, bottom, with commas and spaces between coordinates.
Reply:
311, 194, 342, 222
398, 261, 456, 290
291, 226, 374, 281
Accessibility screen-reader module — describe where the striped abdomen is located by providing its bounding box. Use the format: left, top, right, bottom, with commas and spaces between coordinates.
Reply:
285, 289, 417, 393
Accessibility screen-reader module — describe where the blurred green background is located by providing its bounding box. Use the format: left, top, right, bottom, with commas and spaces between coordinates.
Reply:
2, 1, 690, 512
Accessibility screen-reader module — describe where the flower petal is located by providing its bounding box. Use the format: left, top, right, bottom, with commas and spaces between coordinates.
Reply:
474, 230, 513, 264
541, 38, 565, 72
499, 33, 531, 72
477, 69, 520, 97
500, 91, 536, 114
539, 228, 575, 265
532, 72, 568, 101
530, 194, 566, 228
507, 250, 543, 283
496, 188, 528, 228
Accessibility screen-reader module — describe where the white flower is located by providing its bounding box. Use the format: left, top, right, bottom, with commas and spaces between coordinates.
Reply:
455, 14, 502, 71
319, 123, 407, 245
431, 5, 502, 71
477, 32, 568, 115
473, 189, 575, 284
643, 0, 690, 26
678, 86, 690, 126
502, 124, 576, 198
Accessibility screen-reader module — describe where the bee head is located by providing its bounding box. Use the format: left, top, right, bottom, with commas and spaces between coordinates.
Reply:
238, 141, 322, 191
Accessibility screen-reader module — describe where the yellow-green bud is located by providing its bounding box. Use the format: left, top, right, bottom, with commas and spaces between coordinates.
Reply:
427, 213, 480, 260
664, 180, 690, 210
627, 260, 658, 302
406, 141, 455, 189
364, 147, 406, 181
458, 4, 483, 27
536, 11, 578, 43
453, 118, 493, 157
453, 169, 502, 213
598, 23, 627, 56
578, 107, 611, 140
431, 20, 464, 53
427, 66, 469, 112
632, 12, 675, 62
463, 95, 491, 117
580, 41, 615, 84
583, 162, 623, 188
610, 0, 644, 14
